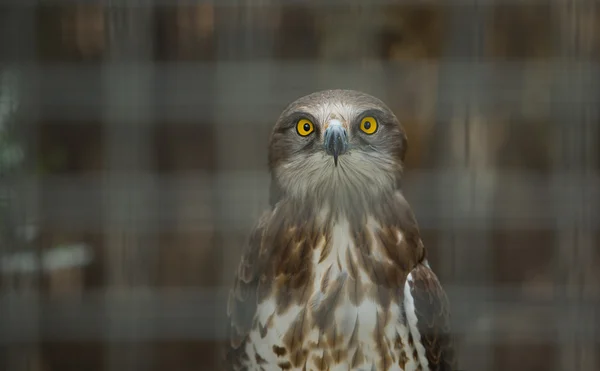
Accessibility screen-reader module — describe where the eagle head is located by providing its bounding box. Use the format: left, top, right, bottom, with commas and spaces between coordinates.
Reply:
268, 89, 407, 207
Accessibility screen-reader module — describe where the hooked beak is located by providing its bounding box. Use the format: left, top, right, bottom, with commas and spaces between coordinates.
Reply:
323, 121, 349, 167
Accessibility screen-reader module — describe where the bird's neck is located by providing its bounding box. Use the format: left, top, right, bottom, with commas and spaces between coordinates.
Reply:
268, 171, 404, 213
260, 191, 426, 300
268, 189, 425, 261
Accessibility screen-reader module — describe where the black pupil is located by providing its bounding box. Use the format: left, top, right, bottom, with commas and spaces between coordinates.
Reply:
303, 123, 311, 132
364, 121, 371, 129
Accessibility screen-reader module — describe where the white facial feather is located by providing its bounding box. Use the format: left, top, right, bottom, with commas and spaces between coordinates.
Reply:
275, 149, 398, 204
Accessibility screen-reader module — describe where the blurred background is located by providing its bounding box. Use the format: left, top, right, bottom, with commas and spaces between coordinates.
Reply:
0, 0, 599, 370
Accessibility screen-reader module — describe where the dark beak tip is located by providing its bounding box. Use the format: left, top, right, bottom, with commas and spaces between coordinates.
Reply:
324, 125, 348, 166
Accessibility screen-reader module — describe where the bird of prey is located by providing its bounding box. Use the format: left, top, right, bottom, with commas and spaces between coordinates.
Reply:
225, 90, 455, 371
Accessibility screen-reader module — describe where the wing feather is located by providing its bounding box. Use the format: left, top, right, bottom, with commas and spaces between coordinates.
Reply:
408, 263, 456, 371
225, 211, 271, 367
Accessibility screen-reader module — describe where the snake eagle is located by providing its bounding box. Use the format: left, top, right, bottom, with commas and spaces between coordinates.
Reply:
225, 89, 455, 371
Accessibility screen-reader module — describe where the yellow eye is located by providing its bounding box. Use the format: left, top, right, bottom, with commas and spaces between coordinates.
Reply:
360, 116, 378, 134
296, 119, 315, 136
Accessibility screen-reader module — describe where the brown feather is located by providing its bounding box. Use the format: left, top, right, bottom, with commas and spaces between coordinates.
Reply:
409, 264, 456, 371
282, 308, 310, 367
312, 272, 348, 331
374, 310, 392, 370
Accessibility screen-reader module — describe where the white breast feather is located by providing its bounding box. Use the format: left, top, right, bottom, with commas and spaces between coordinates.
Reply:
404, 273, 430, 369
243, 213, 425, 371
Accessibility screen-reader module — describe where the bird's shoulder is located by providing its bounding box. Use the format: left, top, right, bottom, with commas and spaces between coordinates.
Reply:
224, 209, 273, 367
224, 204, 315, 369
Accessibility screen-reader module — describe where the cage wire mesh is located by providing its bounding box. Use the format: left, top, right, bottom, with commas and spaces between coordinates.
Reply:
0, 1, 599, 371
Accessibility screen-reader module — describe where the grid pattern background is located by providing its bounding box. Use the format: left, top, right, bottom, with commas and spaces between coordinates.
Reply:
0, 1, 599, 371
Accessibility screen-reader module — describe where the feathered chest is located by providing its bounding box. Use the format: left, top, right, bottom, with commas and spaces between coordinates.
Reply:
234, 213, 431, 371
